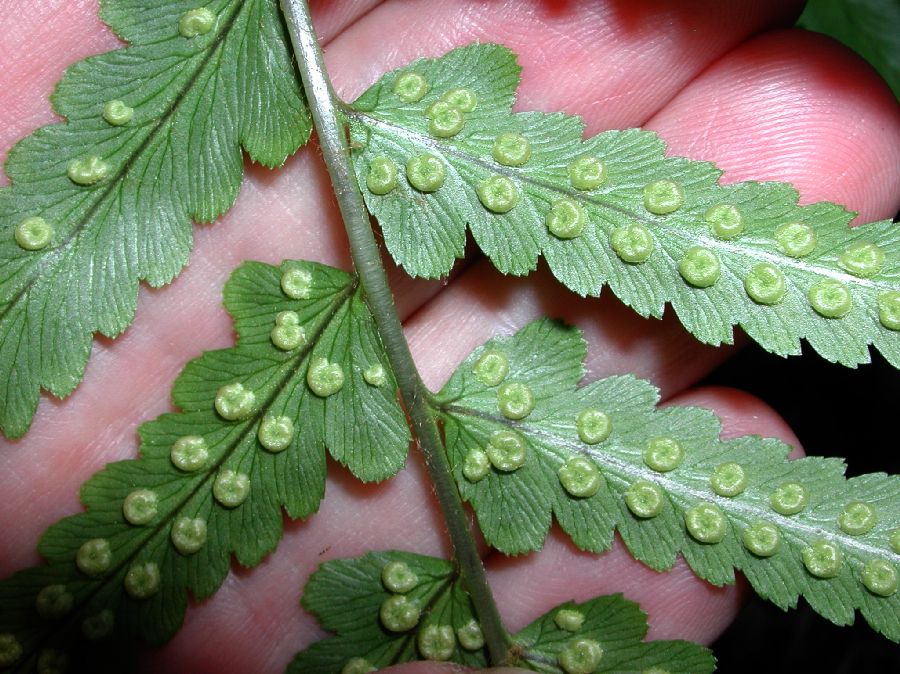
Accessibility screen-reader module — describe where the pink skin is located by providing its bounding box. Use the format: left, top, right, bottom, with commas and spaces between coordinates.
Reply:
1, 1, 899, 672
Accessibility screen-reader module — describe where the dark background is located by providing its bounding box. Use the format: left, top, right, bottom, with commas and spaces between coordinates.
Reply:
706, 346, 900, 672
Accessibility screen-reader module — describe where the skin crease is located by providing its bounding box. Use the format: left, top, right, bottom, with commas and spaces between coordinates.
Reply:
1, 0, 899, 672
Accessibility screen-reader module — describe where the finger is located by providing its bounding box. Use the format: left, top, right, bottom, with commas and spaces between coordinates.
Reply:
326, 0, 803, 122
644, 28, 900, 223
485, 388, 804, 644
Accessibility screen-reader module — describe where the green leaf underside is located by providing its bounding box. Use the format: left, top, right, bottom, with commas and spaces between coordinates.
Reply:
0, 260, 409, 671
290, 551, 713, 673
435, 319, 900, 640
0, 0, 311, 438
348, 43, 900, 369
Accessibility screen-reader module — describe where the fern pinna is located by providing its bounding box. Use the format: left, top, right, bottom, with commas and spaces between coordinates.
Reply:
0, 1, 898, 673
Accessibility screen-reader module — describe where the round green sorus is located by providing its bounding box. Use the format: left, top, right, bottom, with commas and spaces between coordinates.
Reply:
381, 560, 418, 594
456, 619, 484, 651
258, 414, 294, 452
36, 648, 67, 674
102, 99, 133, 126
678, 246, 721, 288
363, 363, 387, 387
567, 155, 606, 191
307, 356, 345, 397
123, 488, 158, 525
704, 204, 744, 239
406, 153, 445, 192
213, 469, 251, 508
877, 291, 900, 330
610, 222, 654, 263
497, 381, 535, 420
801, 539, 843, 579
14, 216, 53, 250
685, 503, 728, 544
463, 448, 491, 482
76, 538, 112, 577
124, 562, 160, 600
861, 558, 898, 597
891, 528, 900, 554
281, 268, 313, 299
808, 279, 852, 318
215, 382, 257, 420
837, 501, 877, 536
35, 584, 73, 620
625, 480, 664, 519
67, 156, 109, 185
742, 522, 781, 557
418, 624, 456, 661
486, 429, 527, 472
558, 456, 603, 498
171, 516, 207, 555
476, 175, 519, 213
775, 222, 816, 258
341, 657, 376, 674
271, 311, 307, 351
744, 262, 787, 305
171, 435, 209, 472
473, 349, 509, 386
427, 101, 465, 138
366, 156, 398, 195
643, 179, 684, 215
393, 72, 428, 102
546, 197, 586, 239
178, 7, 216, 37
558, 637, 604, 674
643, 436, 684, 472
81, 609, 115, 641
839, 241, 884, 278
554, 608, 585, 632
492, 132, 531, 167
379, 594, 420, 632
769, 482, 808, 516
576, 409, 611, 445
710, 462, 747, 497
0, 634, 22, 667
441, 87, 477, 112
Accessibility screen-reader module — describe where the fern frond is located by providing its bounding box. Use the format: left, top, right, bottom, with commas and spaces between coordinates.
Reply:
434, 319, 900, 639
289, 550, 714, 673
0, 0, 309, 438
0, 260, 409, 671
347, 43, 900, 369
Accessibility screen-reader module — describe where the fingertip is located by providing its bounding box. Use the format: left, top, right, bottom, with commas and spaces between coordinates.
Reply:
648, 28, 900, 224
664, 385, 805, 459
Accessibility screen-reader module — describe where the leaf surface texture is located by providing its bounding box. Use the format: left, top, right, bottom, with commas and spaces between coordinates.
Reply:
349, 44, 900, 369
0, 0, 310, 438
435, 319, 900, 639
0, 260, 409, 672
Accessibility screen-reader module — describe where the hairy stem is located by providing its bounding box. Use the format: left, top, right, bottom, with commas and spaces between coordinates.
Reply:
279, 0, 512, 665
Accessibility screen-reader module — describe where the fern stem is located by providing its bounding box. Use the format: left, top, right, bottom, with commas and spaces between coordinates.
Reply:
279, 0, 512, 665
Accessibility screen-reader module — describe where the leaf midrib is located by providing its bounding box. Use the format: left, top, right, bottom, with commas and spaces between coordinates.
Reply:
347, 108, 895, 293
438, 402, 896, 562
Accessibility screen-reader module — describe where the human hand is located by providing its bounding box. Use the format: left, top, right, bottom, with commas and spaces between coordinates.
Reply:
2, 1, 899, 673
